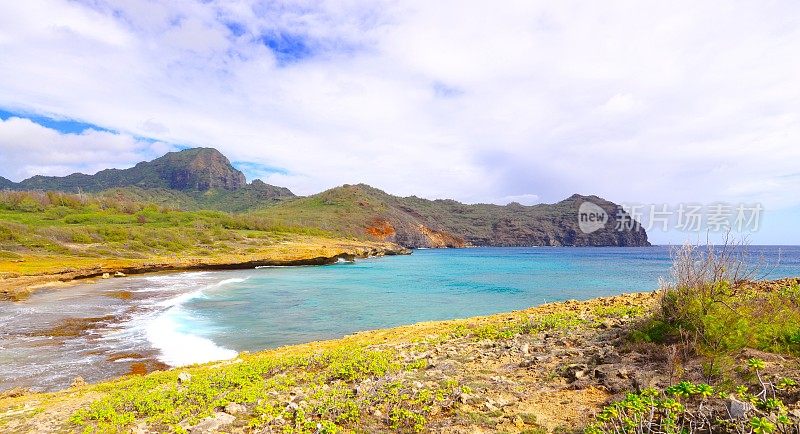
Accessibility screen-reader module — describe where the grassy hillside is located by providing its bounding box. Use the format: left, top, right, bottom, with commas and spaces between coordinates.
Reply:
0, 190, 405, 300
253, 184, 650, 248
98, 182, 294, 213
1, 148, 649, 248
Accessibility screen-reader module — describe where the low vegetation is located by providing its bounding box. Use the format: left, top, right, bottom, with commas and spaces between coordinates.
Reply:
0, 190, 333, 259
631, 238, 800, 370
1, 216, 798, 433
68, 345, 464, 433
0, 190, 404, 300
0, 291, 657, 433
586, 359, 800, 433
587, 238, 800, 432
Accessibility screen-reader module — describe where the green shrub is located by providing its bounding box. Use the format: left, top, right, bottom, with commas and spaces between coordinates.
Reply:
71, 231, 94, 244
585, 360, 799, 433
630, 319, 675, 343
642, 239, 800, 360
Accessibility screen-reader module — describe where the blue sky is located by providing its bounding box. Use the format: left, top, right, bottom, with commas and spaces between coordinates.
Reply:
1, 1, 799, 244
0, 109, 106, 134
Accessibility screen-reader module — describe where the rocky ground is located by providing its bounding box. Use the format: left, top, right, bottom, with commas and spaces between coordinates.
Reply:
2, 288, 799, 433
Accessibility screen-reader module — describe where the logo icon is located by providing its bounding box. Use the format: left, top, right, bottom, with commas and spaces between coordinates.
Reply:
578, 201, 608, 234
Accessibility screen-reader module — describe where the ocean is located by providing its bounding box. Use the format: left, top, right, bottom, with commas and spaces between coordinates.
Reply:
2, 245, 800, 391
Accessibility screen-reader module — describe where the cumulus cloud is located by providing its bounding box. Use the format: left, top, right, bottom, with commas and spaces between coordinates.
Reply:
0, 117, 173, 180
1, 0, 800, 242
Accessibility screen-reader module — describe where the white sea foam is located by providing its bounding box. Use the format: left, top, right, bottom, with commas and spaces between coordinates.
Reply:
143, 275, 247, 366
145, 307, 237, 366
214, 277, 248, 287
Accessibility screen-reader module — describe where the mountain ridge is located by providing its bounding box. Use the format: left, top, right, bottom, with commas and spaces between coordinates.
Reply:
259, 183, 649, 248
8, 148, 249, 192
0, 148, 649, 247
2, 148, 296, 209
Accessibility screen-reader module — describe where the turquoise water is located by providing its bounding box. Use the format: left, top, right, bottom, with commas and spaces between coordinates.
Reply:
181, 246, 800, 355
3, 245, 800, 391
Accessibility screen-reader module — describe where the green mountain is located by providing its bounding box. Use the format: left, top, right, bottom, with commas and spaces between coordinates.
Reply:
1, 148, 649, 247
13, 148, 246, 192
0, 176, 14, 190
256, 183, 649, 248
2, 148, 296, 210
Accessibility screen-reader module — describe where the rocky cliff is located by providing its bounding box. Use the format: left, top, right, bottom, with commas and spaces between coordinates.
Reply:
1, 149, 648, 247
7, 148, 248, 192
2, 148, 295, 208
259, 184, 650, 248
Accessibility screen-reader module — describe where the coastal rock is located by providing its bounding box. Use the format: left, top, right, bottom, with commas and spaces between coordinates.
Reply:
0, 387, 29, 398
593, 364, 634, 393
177, 372, 192, 384
70, 377, 87, 388
727, 397, 754, 419
114, 272, 126, 277
564, 363, 589, 382
132, 422, 151, 434
224, 402, 247, 415
457, 392, 477, 404
189, 412, 235, 433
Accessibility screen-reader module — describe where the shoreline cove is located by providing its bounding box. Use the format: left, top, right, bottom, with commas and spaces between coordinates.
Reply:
3, 246, 800, 395
0, 242, 411, 301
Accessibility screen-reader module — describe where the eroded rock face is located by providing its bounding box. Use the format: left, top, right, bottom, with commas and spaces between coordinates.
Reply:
321, 184, 649, 248
365, 218, 397, 239
481, 194, 650, 247
159, 148, 246, 191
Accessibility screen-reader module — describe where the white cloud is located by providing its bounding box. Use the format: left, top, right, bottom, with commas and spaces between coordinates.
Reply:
600, 93, 638, 114
1, 1, 800, 243
0, 117, 173, 180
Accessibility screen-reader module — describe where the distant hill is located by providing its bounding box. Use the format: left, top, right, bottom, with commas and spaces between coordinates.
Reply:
1, 148, 649, 247
257, 184, 650, 248
2, 148, 296, 210
0, 176, 14, 190
11, 148, 246, 191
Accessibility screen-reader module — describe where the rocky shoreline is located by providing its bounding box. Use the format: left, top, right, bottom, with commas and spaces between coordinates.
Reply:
4, 281, 799, 433
0, 242, 410, 301
0, 291, 659, 432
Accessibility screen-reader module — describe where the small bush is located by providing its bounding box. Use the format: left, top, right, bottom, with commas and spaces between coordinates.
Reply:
71, 231, 94, 244
643, 237, 800, 359
585, 360, 799, 433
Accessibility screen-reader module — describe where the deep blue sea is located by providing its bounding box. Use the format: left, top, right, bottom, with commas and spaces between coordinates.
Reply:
2, 246, 800, 391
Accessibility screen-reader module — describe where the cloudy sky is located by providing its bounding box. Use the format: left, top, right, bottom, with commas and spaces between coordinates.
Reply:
1, 1, 799, 244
